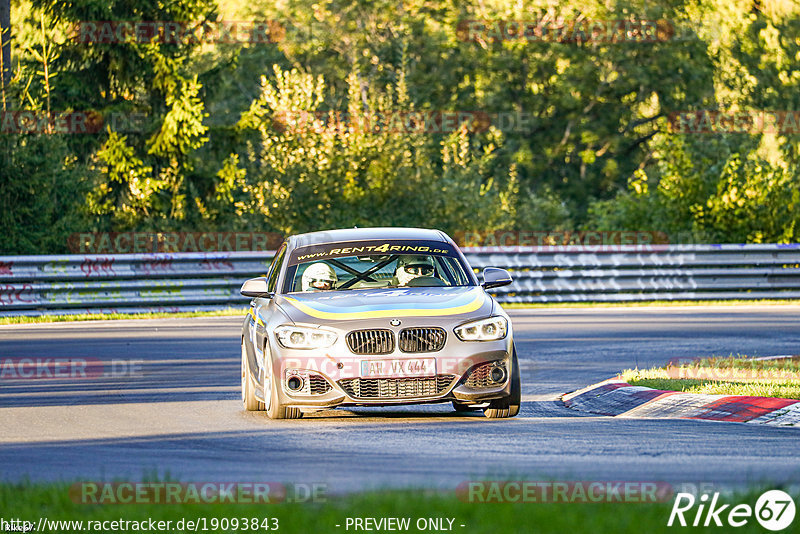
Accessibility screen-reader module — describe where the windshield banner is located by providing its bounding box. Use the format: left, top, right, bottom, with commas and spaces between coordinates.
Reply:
289, 240, 456, 265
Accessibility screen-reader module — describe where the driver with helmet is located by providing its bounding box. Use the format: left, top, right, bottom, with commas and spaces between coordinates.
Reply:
301, 262, 338, 291
393, 255, 436, 287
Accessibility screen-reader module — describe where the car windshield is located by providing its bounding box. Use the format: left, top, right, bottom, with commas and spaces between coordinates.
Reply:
283, 240, 473, 293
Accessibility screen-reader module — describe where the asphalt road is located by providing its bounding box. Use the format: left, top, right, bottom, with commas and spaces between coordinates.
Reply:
1, 306, 799, 493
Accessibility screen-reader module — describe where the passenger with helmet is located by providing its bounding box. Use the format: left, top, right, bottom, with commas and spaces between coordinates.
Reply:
301, 262, 338, 291
392, 255, 437, 287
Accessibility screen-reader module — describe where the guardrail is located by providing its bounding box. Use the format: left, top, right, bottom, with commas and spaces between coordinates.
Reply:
0, 252, 271, 317
1, 244, 798, 316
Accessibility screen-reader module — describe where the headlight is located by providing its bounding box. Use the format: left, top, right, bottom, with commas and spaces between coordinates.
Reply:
275, 326, 337, 349
454, 316, 507, 342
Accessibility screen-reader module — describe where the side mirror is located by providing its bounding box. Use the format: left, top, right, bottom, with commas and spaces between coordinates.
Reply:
240, 277, 272, 298
481, 267, 512, 290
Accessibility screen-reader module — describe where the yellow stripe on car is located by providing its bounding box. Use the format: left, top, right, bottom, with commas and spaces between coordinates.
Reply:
282, 294, 485, 320
249, 308, 264, 326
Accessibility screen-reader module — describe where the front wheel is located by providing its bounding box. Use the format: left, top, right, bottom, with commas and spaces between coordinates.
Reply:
483, 346, 521, 419
241, 340, 264, 411
263, 343, 303, 420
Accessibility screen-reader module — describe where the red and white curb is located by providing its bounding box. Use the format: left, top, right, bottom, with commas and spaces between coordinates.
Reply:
562, 379, 800, 426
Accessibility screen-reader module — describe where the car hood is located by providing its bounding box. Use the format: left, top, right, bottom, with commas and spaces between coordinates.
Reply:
275, 286, 493, 324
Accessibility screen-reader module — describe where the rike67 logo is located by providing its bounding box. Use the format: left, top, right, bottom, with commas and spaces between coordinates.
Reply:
668, 490, 796, 531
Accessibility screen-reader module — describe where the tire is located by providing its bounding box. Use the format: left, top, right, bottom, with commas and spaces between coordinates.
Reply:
483, 345, 521, 419
241, 339, 264, 411
264, 342, 303, 420
452, 401, 479, 412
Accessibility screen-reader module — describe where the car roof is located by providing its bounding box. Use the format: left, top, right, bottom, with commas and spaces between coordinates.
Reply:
289, 227, 449, 248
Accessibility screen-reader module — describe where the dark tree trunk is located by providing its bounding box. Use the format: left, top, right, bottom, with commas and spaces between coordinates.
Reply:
0, 0, 10, 85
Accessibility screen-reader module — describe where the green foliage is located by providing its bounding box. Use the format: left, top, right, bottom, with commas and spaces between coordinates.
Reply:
0, 135, 91, 253
228, 65, 516, 235
1, 0, 799, 253
27, 0, 217, 232
587, 3, 800, 244
588, 134, 800, 243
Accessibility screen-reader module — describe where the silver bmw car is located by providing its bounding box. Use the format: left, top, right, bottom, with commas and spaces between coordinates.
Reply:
240, 227, 520, 419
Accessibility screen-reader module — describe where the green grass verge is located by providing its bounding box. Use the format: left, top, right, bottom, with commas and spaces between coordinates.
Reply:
0, 308, 247, 325
0, 482, 793, 534
3, 300, 798, 325
620, 355, 800, 400
503, 299, 800, 309
621, 375, 800, 399
673, 355, 800, 372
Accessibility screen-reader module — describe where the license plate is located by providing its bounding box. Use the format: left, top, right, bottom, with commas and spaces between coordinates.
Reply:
360, 358, 436, 378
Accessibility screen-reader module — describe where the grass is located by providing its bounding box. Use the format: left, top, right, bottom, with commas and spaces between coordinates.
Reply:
672, 355, 800, 372
620, 355, 800, 400
2, 300, 798, 325
0, 308, 247, 325
0, 482, 793, 534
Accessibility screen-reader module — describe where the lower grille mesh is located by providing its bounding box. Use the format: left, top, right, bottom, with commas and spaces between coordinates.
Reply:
309, 374, 332, 395
465, 362, 501, 389
339, 375, 455, 399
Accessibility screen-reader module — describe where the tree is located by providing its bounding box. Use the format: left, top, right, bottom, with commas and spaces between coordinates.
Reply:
225, 65, 516, 235
0, 0, 9, 89
0, 134, 91, 253
30, 0, 216, 230
587, 1, 800, 244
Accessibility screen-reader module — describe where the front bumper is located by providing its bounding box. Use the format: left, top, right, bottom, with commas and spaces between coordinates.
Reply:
271, 345, 513, 408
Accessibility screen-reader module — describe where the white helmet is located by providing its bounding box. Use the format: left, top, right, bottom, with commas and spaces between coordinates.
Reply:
395, 255, 435, 286
302, 262, 337, 291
